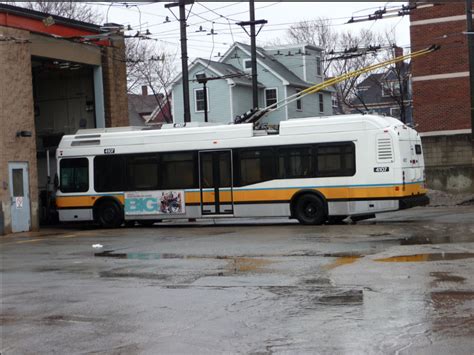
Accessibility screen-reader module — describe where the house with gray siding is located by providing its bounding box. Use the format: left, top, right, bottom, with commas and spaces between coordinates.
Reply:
350, 56, 412, 124
171, 42, 333, 126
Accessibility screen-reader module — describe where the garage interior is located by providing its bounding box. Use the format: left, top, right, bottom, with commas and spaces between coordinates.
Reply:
32, 56, 99, 223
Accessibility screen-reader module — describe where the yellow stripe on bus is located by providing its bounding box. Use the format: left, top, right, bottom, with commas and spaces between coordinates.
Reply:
56, 195, 124, 208
55, 184, 426, 208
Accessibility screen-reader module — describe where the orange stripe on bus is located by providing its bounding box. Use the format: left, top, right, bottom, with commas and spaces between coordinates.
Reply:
55, 184, 426, 207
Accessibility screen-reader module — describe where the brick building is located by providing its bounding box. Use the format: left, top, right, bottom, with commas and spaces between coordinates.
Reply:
0, 4, 128, 234
410, 2, 474, 192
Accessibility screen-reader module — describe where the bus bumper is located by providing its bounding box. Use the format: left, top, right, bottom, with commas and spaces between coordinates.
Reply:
399, 195, 430, 210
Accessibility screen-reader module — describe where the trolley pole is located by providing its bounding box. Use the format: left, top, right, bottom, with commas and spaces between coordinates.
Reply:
237, 0, 267, 110
165, 0, 194, 123
466, 0, 474, 140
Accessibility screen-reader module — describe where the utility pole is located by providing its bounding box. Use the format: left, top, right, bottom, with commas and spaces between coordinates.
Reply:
466, 0, 474, 140
237, 1, 267, 110
165, 0, 194, 123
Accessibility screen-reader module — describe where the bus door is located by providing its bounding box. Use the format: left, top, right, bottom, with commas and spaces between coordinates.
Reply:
199, 150, 234, 215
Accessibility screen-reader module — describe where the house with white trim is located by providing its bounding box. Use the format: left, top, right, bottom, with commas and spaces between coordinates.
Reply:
170, 42, 333, 126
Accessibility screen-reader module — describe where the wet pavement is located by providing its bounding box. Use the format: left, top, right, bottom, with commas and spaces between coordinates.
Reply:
1, 206, 474, 354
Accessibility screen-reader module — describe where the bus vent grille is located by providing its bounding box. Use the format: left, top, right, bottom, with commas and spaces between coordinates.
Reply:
71, 139, 101, 146
377, 138, 393, 161
74, 134, 101, 139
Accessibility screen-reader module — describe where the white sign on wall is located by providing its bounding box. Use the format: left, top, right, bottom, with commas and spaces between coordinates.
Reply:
15, 197, 23, 209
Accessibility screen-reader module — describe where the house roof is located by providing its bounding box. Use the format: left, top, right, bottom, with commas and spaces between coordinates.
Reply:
170, 58, 264, 88
198, 59, 264, 87
0, 3, 102, 33
128, 94, 169, 126
222, 42, 312, 88
357, 62, 410, 88
357, 73, 384, 88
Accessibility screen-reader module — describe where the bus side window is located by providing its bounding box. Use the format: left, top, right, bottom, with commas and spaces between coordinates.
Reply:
278, 146, 312, 179
315, 142, 355, 177
238, 148, 275, 186
126, 154, 159, 191
94, 155, 125, 192
59, 158, 89, 193
415, 144, 422, 155
161, 152, 197, 189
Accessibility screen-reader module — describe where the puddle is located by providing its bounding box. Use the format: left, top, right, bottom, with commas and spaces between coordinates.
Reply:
431, 291, 474, 308
94, 251, 273, 275
314, 289, 363, 305
99, 270, 169, 280
430, 272, 466, 285
324, 256, 361, 270
95, 251, 185, 260
226, 257, 273, 273
43, 314, 99, 324
375, 253, 474, 262
400, 235, 458, 245
302, 277, 332, 285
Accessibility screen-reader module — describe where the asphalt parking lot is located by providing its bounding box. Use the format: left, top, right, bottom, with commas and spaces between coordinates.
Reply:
1, 206, 474, 354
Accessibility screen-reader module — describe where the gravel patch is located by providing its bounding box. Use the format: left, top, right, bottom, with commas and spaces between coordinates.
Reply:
427, 189, 474, 207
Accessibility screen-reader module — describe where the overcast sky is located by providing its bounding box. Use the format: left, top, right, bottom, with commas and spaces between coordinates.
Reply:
95, 1, 410, 60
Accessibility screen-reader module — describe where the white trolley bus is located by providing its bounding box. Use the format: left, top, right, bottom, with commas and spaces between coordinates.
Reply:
55, 114, 429, 227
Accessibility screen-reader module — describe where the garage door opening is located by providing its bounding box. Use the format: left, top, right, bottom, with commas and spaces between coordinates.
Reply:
32, 57, 97, 224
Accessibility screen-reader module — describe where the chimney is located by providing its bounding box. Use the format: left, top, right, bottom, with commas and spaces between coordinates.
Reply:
394, 46, 403, 59
141, 85, 148, 96
394, 46, 404, 71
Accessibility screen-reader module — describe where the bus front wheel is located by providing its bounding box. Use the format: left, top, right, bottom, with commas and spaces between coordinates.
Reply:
294, 194, 327, 225
96, 200, 123, 228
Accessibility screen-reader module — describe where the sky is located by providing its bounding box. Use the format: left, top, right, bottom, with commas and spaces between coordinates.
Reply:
93, 1, 411, 61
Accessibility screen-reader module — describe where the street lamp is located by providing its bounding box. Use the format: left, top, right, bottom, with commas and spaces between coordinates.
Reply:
195, 73, 208, 123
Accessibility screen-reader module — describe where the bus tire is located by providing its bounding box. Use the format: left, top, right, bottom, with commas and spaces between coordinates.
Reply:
96, 200, 123, 228
326, 216, 347, 225
124, 220, 135, 227
294, 194, 327, 225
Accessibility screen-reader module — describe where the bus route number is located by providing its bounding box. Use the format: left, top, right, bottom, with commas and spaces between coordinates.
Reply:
104, 148, 115, 154
374, 167, 389, 173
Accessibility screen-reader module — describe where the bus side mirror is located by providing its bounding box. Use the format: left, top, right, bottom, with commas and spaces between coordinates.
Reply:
54, 173, 59, 190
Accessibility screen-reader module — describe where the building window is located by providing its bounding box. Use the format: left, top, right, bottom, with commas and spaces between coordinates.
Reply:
194, 88, 209, 112
390, 107, 401, 118
382, 81, 401, 97
296, 90, 302, 111
316, 56, 322, 76
243, 59, 252, 71
265, 88, 278, 108
331, 94, 338, 109
318, 93, 324, 113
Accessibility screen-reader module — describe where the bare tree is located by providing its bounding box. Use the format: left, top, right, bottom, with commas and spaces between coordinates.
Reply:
283, 18, 386, 113
287, 17, 338, 74
4, 1, 103, 24
330, 29, 385, 113
375, 31, 412, 123
126, 39, 177, 123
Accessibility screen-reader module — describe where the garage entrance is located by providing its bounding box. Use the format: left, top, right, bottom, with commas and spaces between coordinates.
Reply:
32, 57, 99, 224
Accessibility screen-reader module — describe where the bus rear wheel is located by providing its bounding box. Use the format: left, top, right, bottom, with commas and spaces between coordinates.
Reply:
96, 200, 123, 228
326, 216, 347, 225
294, 194, 326, 225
